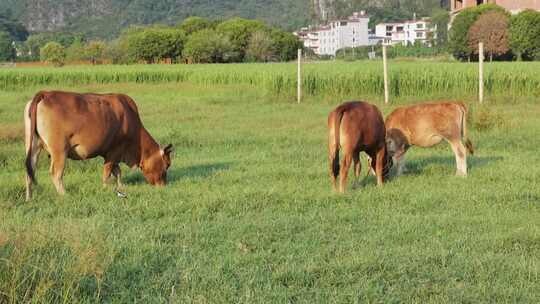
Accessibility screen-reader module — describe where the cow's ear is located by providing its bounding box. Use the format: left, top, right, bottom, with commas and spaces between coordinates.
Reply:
163, 144, 174, 156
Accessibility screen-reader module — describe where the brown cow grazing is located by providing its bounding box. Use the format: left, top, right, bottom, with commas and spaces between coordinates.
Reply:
328, 101, 392, 193
24, 91, 173, 201
385, 102, 474, 177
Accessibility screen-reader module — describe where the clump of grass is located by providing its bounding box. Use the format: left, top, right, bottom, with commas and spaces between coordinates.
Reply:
0, 124, 24, 143
472, 106, 507, 132
0, 224, 112, 303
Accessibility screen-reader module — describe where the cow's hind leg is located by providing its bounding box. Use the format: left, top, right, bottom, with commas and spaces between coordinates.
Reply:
449, 140, 467, 177
49, 150, 67, 195
339, 151, 353, 193
352, 152, 361, 188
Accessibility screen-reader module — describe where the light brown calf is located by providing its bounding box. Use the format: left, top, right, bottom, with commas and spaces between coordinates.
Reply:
385, 102, 474, 176
328, 101, 391, 193
25, 91, 173, 201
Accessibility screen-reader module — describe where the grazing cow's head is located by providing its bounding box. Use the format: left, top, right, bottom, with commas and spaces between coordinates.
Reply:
141, 144, 173, 186
386, 128, 409, 160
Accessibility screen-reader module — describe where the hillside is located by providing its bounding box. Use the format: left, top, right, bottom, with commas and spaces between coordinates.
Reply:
0, 0, 448, 39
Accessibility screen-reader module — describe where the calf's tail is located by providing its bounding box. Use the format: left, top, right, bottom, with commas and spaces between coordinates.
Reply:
25, 92, 44, 184
458, 102, 474, 155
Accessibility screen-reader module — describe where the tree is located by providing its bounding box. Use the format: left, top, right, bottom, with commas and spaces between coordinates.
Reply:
468, 11, 510, 61
0, 30, 15, 61
126, 27, 185, 63
182, 29, 235, 63
25, 32, 86, 60
40, 42, 66, 67
431, 9, 449, 48
269, 30, 302, 61
66, 40, 85, 62
449, 4, 508, 60
179, 17, 213, 35
84, 40, 106, 64
246, 31, 275, 62
0, 12, 28, 42
104, 38, 131, 64
216, 18, 266, 62
509, 10, 540, 61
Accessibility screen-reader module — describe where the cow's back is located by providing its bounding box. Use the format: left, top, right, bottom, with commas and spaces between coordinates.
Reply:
338, 101, 386, 149
386, 102, 464, 146
35, 91, 142, 160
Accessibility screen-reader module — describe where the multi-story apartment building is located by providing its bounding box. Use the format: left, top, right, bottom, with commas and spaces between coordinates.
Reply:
451, 0, 540, 15
374, 18, 434, 46
295, 11, 370, 56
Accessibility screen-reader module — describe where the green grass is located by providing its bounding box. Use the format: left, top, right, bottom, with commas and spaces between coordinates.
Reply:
1, 78, 540, 302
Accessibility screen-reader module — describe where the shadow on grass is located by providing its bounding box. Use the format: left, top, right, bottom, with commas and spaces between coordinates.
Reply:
353, 155, 503, 188
399, 155, 504, 176
123, 162, 232, 185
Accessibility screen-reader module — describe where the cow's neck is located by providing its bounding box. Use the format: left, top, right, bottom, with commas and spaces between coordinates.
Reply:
139, 128, 160, 164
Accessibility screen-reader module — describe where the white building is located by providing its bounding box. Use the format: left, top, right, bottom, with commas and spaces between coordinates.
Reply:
295, 11, 370, 56
375, 18, 434, 46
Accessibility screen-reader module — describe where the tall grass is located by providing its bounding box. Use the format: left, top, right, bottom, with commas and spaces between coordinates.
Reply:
1, 61, 540, 100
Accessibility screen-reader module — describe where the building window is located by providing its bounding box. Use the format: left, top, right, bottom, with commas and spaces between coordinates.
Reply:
340, 21, 348, 26
386, 32, 392, 37
416, 32, 424, 38
386, 25, 393, 31
417, 23, 424, 29
397, 26, 404, 32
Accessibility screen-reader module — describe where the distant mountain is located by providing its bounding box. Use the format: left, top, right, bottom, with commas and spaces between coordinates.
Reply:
0, 0, 448, 39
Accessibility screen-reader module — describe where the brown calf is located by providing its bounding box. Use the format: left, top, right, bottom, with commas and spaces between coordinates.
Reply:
24, 91, 173, 201
328, 101, 391, 193
385, 102, 474, 176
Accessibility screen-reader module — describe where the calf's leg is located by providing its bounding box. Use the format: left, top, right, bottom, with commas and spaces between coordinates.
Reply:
450, 140, 467, 176
113, 164, 122, 188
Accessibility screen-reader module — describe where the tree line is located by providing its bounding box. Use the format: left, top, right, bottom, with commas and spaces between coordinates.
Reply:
0, 16, 302, 66
449, 5, 540, 61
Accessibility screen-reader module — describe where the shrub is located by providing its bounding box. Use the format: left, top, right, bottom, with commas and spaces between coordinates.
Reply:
40, 42, 66, 67
509, 9, 540, 61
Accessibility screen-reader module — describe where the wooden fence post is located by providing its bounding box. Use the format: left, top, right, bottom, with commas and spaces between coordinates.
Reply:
479, 42, 484, 104
297, 49, 302, 104
382, 45, 389, 104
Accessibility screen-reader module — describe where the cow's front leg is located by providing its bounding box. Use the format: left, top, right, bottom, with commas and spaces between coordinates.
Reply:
103, 162, 114, 186
374, 148, 385, 186
112, 164, 123, 188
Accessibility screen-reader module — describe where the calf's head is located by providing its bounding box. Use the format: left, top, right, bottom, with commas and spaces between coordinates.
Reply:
386, 128, 409, 159
141, 144, 173, 186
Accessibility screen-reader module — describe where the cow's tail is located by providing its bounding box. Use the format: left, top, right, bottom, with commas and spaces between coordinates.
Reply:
329, 108, 346, 180
458, 102, 474, 155
25, 92, 45, 184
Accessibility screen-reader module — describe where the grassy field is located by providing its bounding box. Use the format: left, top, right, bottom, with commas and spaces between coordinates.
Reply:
1, 65, 540, 302
1, 61, 540, 100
